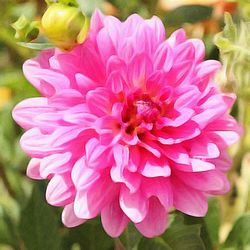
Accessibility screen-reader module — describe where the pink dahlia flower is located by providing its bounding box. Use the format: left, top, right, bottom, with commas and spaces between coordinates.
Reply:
13, 10, 241, 238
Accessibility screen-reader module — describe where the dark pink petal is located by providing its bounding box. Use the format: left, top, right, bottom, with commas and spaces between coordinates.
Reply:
155, 121, 201, 145
101, 199, 129, 237
163, 144, 190, 165
172, 176, 208, 216
205, 116, 242, 146
135, 197, 168, 238
142, 178, 173, 209
175, 169, 230, 194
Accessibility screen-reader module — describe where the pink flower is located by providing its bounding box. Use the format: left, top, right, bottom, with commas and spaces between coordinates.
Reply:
13, 10, 241, 238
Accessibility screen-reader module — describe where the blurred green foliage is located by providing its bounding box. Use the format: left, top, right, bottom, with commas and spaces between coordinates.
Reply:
0, 0, 250, 250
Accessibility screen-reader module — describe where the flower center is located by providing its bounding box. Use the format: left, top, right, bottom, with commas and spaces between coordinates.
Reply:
135, 99, 160, 123
122, 92, 161, 134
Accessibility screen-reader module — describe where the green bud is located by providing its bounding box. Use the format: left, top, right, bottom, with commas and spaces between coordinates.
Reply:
12, 15, 40, 42
215, 13, 250, 99
45, 0, 78, 7
41, 3, 89, 50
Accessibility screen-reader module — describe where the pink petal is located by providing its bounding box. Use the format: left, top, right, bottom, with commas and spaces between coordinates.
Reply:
120, 186, 149, 223
167, 29, 186, 47
97, 27, 116, 63
127, 53, 153, 88
106, 70, 128, 94
145, 16, 166, 46
71, 157, 100, 190
62, 203, 86, 228
46, 174, 75, 206
142, 178, 173, 209
85, 138, 112, 169
23, 60, 70, 96
189, 137, 220, 159
101, 199, 129, 237
172, 176, 208, 216
191, 158, 215, 172
140, 156, 171, 177
154, 41, 174, 72
40, 152, 72, 178
90, 10, 105, 37
86, 88, 112, 117
26, 158, 42, 180
135, 197, 168, 238
189, 39, 205, 62
12, 97, 52, 130
74, 174, 118, 219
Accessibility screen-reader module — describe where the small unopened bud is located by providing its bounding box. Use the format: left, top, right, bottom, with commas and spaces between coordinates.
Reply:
12, 15, 40, 42
215, 13, 250, 98
41, 3, 89, 50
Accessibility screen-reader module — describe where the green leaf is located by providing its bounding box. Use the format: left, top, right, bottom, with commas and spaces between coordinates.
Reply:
165, 5, 213, 26
224, 213, 250, 249
204, 198, 220, 247
17, 42, 54, 50
223, 13, 237, 42
137, 213, 207, 250
63, 217, 114, 250
138, 237, 171, 250
162, 213, 206, 250
0, 206, 19, 247
19, 184, 61, 250
120, 223, 142, 250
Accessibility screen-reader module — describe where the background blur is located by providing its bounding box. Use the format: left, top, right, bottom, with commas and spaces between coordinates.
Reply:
0, 0, 250, 249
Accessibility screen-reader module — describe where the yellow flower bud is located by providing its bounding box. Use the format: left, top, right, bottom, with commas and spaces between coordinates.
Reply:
41, 3, 89, 50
